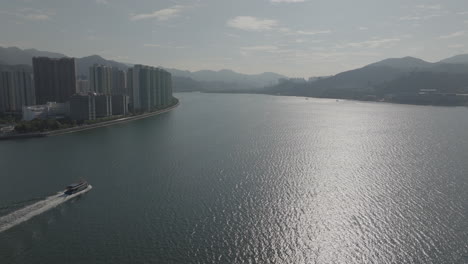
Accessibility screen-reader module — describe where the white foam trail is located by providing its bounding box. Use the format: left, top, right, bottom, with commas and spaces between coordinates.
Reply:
0, 185, 92, 233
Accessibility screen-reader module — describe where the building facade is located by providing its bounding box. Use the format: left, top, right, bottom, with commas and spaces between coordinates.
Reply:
95, 95, 112, 118
111, 68, 126, 95
111, 95, 129, 116
0, 70, 35, 113
69, 94, 96, 121
33, 57, 76, 104
76, 79, 90, 94
89, 65, 126, 96
22, 102, 69, 121
89, 65, 112, 95
127, 65, 172, 112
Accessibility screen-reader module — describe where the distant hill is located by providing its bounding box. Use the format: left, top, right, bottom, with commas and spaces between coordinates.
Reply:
376, 72, 468, 95
3, 46, 468, 100
439, 54, 468, 65
368, 56, 433, 70
0, 46, 285, 90
262, 55, 468, 103
0, 46, 66, 65
75, 55, 129, 77
165, 68, 285, 89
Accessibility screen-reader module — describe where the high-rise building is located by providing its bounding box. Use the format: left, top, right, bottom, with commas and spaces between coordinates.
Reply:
127, 65, 172, 112
69, 94, 96, 121
89, 65, 112, 95
33, 57, 76, 104
0, 70, 35, 113
76, 79, 90, 94
111, 95, 129, 116
95, 95, 112, 118
111, 68, 126, 95
89, 65, 127, 96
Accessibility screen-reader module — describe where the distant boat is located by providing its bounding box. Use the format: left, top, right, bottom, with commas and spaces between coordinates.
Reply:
64, 180, 89, 195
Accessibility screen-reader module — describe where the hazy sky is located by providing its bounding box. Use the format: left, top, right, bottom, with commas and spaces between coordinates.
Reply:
1, 0, 468, 77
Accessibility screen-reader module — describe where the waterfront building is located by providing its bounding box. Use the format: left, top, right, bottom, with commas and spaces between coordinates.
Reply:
69, 94, 96, 121
111, 68, 126, 95
111, 95, 129, 116
0, 70, 35, 113
22, 102, 70, 121
76, 79, 90, 94
33, 57, 76, 104
90, 65, 127, 96
22, 105, 48, 121
89, 65, 112, 95
95, 95, 112, 118
127, 65, 172, 112
126, 67, 139, 111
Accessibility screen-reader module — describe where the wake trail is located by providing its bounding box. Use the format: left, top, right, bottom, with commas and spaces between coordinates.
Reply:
0, 185, 92, 233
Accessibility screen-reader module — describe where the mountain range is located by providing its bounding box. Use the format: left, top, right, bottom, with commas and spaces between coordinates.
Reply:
0, 46, 285, 90
1, 46, 468, 101
262, 54, 468, 101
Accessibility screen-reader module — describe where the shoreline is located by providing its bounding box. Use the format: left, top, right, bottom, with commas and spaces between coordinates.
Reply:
0, 101, 179, 140
201, 91, 468, 107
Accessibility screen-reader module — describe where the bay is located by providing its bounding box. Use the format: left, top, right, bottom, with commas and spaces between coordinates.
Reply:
0, 92, 467, 263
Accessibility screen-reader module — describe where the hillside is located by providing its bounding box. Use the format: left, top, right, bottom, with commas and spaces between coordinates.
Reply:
76, 55, 129, 77
0, 47, 66, 65
439, 54, 468, 65
0, 46, 286, 90
165, 68, 285, 89
261, 56, 468, 104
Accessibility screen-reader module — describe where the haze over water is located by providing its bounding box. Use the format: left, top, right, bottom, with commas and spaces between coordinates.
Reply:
0, 93, 467, 263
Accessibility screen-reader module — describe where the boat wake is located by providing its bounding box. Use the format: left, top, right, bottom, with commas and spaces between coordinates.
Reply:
0, 185, 92, 233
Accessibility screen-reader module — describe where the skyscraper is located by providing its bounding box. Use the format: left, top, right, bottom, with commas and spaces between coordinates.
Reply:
76, 79, 90, 94
111, 68, 126, 95
89, 64, 112, 95
126, 65, 172, 112
89, 65, 126, 95
33, 57, 76, 104
0, 70, 35, 113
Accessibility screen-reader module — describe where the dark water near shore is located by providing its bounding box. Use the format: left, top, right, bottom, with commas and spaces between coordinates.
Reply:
0, 93, 467, 263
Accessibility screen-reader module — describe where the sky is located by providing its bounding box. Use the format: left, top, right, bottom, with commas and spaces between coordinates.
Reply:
1, 0, 468, 77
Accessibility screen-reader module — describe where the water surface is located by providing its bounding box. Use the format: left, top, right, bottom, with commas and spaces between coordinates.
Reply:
0, 93, 467, 263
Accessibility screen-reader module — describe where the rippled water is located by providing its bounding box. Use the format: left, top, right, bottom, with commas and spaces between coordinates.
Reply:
0, 93, 467, 263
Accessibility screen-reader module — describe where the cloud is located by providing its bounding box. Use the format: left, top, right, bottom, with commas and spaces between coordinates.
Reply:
399, 14, 441, 21
457, 11, 468, 15
339, 38, 401, 49
296, 30, 331, 35
22, 14, 50, 20
143, 43, 187, 49
227, 15, 331, 38
448, 44, 464, 48
96, 0, 108, 4
416, 4, 441, 10
439, 31, 466, 39
239, 45, 296, 57
225, 33, 241, 38
130, 5, 186, 21
270, 0, 305, 2
358, 27, 368, 30
9, 8, 54, 21
143, 44, 162, 47
227, 16, 278, 31
241, 45, 279, 52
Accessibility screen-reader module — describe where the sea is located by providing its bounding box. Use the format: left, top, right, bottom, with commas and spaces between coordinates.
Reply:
0, 92, 467, 263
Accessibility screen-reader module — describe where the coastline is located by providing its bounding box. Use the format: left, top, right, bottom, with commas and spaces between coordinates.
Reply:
202, 91, 468, 107
0, 100, 179, 140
